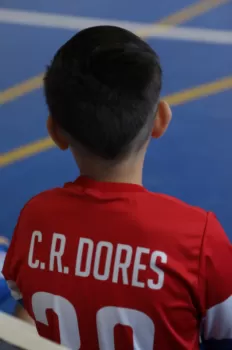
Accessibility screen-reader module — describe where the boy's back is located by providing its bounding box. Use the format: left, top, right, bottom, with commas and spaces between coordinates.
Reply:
3, 176, 232, 349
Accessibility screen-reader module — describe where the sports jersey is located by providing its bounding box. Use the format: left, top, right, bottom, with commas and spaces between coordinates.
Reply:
3, 176, 232, 350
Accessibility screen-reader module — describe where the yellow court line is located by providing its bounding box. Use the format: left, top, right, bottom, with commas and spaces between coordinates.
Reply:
0, 0, 229, 105
137, 0, 230, 36
0, 138, 54, 168
0, 74, 44, 105
156, 0, 229, 26
1, 76, 231, 167
165, 76, 232, 105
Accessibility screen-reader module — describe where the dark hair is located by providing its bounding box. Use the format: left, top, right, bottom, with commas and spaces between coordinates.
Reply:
44, 26, 162, 160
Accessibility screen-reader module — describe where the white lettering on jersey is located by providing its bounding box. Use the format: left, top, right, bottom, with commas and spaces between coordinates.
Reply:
132, 247, 150, 288
75, 238, 93, 277
148, 251, 167, 290
112, 244, 132, 284
28, 231, 42, 268
49, 233, 66, 273
93, 241, 113, 281
28, 232, 168, 290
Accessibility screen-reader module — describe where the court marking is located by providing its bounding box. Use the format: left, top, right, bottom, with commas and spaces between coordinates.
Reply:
0, 0, 230, 32
1, 8, 232, 46
1, 76, 231, 167
153, 0, 230, 26
144, 26, 232, 44
1, 0, 230, 106
0, 9, 232, 53
0, 74, 44, 105
0, 8, 151, 32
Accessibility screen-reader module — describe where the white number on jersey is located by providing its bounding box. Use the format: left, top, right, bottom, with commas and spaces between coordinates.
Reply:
32, 292, 155, 350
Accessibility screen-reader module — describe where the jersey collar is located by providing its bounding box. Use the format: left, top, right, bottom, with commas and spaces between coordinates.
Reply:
73, 176, 146, 193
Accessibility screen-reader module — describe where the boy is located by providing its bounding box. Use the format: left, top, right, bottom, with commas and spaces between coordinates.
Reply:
3, 26, 232, 349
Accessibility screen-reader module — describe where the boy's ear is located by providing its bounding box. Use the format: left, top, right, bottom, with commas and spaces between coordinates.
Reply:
47, 116, 69, 150
152, 100, 172, 138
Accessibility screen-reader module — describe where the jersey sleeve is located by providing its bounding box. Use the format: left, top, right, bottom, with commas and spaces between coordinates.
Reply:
2, 221, 23, 303
199, 212, 232, 350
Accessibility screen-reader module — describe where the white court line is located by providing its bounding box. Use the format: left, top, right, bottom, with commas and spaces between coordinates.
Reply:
0, 8, 232, 45
0, 8, 146, 32
147, 25, 232, 44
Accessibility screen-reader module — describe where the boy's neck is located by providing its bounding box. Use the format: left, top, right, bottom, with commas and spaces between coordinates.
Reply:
80, 169, 143, 185
73, 148, 145, 185
78, 159, 144, 185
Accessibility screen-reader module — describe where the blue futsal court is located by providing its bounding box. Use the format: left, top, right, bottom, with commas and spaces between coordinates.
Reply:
0, 0, 232, 313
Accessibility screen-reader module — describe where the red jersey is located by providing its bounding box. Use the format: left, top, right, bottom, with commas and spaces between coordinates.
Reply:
3, 176, 232, 350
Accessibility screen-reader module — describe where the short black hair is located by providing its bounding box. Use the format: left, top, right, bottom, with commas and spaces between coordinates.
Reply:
44, 26, 162, 160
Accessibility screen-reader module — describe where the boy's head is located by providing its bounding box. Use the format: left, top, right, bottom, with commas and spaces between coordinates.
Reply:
44, 26, 171, 169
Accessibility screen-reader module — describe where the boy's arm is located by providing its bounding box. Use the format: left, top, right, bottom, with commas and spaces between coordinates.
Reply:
0, 234, 33, 325
199, 213, 232, 350
14, 303, 34, 325
2, 225, 24, 305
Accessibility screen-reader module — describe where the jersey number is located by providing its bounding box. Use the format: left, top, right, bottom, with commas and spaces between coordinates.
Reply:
32, 292, 155, 350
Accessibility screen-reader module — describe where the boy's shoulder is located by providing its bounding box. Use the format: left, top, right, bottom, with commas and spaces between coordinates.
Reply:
142, 188, 207, 220
21, 184, 207, 222
17, 187, 67, 220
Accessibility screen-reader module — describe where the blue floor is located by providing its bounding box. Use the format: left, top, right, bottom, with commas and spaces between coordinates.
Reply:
0, 0, 232, 314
